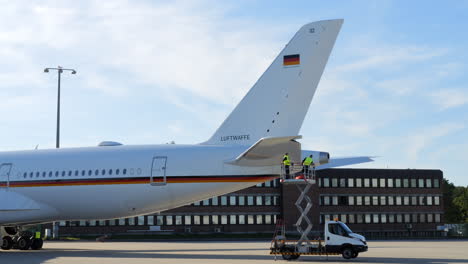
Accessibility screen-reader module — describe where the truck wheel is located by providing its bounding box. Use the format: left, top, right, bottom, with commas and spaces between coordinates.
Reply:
31, 238, 43, 250
352, 252, 359, 258
1, 236, 13, 250
17, 237, 31, 250
342, 247, 354, 259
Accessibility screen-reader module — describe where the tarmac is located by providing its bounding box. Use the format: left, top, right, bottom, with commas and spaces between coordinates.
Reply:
1, 240, 467, 264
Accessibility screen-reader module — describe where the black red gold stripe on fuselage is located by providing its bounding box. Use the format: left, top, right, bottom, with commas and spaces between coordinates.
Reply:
0, 175, 278, 188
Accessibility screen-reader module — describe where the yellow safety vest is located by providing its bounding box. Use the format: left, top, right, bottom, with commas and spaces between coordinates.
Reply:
283, 155, 291, 166
303, 157, 313, 166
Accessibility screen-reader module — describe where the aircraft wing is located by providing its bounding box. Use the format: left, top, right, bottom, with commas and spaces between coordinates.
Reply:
315, 156, 375, 170
226, 136, 302, 166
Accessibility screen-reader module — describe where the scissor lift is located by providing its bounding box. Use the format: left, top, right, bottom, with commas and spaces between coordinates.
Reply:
270, 165, 341, 260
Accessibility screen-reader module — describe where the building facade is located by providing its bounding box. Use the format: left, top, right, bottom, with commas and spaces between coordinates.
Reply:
56, 168, 445, 238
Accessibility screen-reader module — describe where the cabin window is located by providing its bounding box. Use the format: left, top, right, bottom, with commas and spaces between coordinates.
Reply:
75, 170, 79, 176
137, 168, 142, 175
95, 170, 99, 176
116, 169, 120, 175
68, 171, 72, 177
23, 173, 27, 178
130, 168, 134, 175
55, 171, 59, 177
123, 169, 127, 175
42, 172, 46, 177
88, 170, 92, 176
49, 172, 52, 177
82, 170, 85, 176
109, 169, 113, 175
101, 169, 106, 176
62, 171, 66, 177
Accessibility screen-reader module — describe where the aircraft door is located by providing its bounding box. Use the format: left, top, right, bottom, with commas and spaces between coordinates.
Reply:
150, 156, 167, 186
0, 163, 13, 189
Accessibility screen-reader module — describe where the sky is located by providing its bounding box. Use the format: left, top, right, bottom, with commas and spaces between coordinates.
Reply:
0, 0, 467, 186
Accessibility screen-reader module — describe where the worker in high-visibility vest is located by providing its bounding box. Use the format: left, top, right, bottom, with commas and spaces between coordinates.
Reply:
282, 153, 291, 179
302, 154, 314, 177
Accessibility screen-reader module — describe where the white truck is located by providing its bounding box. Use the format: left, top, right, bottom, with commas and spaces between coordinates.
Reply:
270, 220, 368, 260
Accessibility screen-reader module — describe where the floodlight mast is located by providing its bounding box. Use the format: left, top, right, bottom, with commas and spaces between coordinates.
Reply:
43, 66, 77, 149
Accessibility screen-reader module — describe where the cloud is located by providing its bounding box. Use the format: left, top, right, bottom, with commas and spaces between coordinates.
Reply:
429, 88, 468, 110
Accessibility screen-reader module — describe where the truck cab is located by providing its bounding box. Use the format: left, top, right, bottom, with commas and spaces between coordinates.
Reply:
325, 220, 368, 259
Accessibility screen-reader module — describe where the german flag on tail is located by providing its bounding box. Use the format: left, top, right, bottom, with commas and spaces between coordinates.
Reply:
283, 54, 300, 66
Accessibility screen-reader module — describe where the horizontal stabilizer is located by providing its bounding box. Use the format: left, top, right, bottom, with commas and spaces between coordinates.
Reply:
316, 156, 375, 170
226, 136, 302, 166
0, 189, 41, 211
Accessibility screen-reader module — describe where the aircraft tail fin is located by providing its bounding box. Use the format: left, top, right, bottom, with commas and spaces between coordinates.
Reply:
203, 19, 343, 145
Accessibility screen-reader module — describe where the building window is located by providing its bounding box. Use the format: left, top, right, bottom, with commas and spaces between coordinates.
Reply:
138, 216, 145, 226
426, 178, 432, 188
396, 196, 402, 205
338, 196, 348, 206
435, 214, 441, 223
356, 196, 362, 206
372, 196, 379, 206
156, 216, 163, 225
247, 196, 254, 205
239, 215, 246, 225
387, 178, 393, 188
273, 196, 280, 206
194, 215, 201, 225
212, 197, 219, 206
404, 214, 411, 223
332, 196, 338, 206
331, 178, 338, 187
176, 215, 183, 225
193, 201, 201, 206
229, 196, 237, 206
221, 215, 228, 225
373, 214, 379, 223
427, 214, 433, 223
396, 214, 403, 223
80, 220, 87, 226
388, 214, 395, 223
256, 183, 263, 187
184, 215, 191, 225
412, 214, 418, 223
147, 216, 154, 225
357, 214, 363, 224
381, 214, 387, 223
202, 215, 209, 225
265, 215, 272, 224
404, 196, 410, 205
348, 214, 355, 224
420, 213, 426, 223
202, 199, 210, 206
434, 179, 440, 188
388, 196, 394, 205
403, 179, 409, 188
364, 178, 370, 187
380, 196, 386, 205
256, 215, 263, 224
323, 177, 330, 187
434, 196, 440, 205
341, 214, 347, 223
108, 220, 116, 226
340, 178, 346, 187
348, 178, 354, 187
365, 214, 371, 223
419, 196, 426, 206
229, 215, 236, 225
411, 178, 417, 188
411, 196, 418, 205
265, 180, 271, 187
349, 196, 355, 205
221, 196, 228, 206
380, 178, 386, 188
211, 215, 218, 225
418, 179, 424, 188
356, 178, 362, 187
427, 196, 433, 205
247, 215, 254, 224
395, 178, 401, 188
323, 196, 330, 205
238, 196, 245, 206
372, 178, 378, 187
364, 196, 371, 206
119, 218, 126, 226
165, 216, 172, 225
256, 196, 263, 206
265, 195, 272, 206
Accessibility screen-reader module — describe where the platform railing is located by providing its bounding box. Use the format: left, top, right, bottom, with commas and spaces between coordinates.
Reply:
280, 164, 316, 184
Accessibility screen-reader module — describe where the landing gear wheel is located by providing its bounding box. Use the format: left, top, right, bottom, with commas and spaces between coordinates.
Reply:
30, 238, 43, 250
1, 236, 13, 250
17, 236, 31, 250
281, 248, 295, 261
352, 252, 359, 258
342, 247, 354, 259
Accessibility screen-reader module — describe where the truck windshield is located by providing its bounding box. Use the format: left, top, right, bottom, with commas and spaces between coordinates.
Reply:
339, 222, 353, 234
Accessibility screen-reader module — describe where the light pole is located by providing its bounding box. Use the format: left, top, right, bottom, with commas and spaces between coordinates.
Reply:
44, 66, 76, 239
44, 66, 76, 149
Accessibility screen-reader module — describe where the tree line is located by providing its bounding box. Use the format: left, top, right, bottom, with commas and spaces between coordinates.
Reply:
443, 179, 468, 223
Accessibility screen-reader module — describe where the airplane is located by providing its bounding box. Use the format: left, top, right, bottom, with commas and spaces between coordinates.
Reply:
0, 19, 373, 250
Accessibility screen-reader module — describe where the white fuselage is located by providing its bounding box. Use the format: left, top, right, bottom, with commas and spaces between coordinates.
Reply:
0, 144, 278, 225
